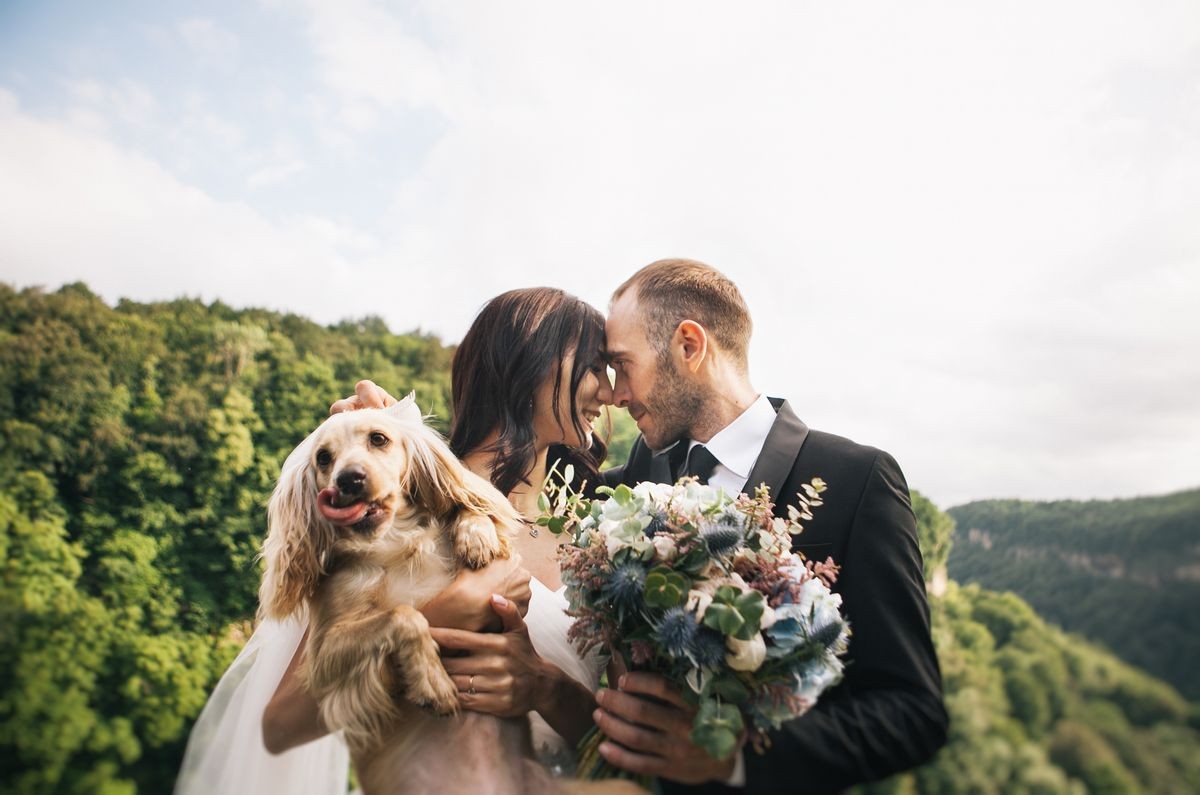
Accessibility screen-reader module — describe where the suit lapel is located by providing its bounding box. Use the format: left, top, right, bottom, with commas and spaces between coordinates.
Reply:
649, 441, 684, 485
743, 398, 809, 504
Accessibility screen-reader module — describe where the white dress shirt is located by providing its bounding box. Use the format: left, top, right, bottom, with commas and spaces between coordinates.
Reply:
686, 393, 777, 496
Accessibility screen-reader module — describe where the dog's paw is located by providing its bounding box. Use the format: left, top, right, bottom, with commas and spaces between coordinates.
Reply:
453, 513, 503, 569
409, 666, 460, 716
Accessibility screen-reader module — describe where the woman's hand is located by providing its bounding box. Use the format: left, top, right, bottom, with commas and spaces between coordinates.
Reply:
330, 379, 397, 414
431, 595, 598, 745
430, 595, 552, 718
422, 556, 532, 632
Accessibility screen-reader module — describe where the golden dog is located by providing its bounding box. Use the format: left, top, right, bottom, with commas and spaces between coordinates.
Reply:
259, 396, 642, 794
259, 396, 548, 793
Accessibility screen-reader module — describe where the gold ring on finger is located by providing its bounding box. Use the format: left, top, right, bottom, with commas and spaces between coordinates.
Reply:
468, 676, 477, 696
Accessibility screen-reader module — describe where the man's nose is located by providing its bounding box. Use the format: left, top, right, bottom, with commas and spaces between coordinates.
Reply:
336, 465, 367, 495
612, 374, 631, 408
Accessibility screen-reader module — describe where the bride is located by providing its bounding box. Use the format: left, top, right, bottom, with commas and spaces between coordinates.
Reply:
176, 287, 615, 792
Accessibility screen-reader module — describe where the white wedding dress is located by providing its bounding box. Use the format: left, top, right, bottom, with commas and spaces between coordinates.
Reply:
175, 580, 604, 793
525, 577, 608, 773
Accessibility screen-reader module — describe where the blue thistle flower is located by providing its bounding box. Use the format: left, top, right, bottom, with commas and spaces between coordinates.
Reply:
655, 607, 699, 659
809, 617, 846, 650
701, 522, 744, 555
645, 514, 669, 537
603, 562, 646, 612
692, 626, 727, 668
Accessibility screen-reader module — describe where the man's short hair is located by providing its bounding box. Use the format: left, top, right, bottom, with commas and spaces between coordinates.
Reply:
613, 258, 752, 367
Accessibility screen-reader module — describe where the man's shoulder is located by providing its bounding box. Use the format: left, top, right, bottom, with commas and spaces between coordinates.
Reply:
800, 426, 887, 467
780, 423, 909, 512
768, 398, 892, 474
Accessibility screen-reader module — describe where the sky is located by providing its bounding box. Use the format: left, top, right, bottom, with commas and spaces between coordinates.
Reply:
1, 0, 1197, 508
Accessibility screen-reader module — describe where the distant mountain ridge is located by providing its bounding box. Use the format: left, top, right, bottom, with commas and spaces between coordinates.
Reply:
947, 489, 1200, 700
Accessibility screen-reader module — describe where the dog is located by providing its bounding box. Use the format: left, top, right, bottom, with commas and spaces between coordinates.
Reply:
259, 395, 553, 793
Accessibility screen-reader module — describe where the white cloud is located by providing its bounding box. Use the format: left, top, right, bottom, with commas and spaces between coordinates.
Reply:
61, 77, 156, 129
0, 90, 381, 328
177, 18, 239, 63
247, 159, 308, 188
302, 0, 462, 125
2, 1, 1198, 507
289, 0, 1200, 505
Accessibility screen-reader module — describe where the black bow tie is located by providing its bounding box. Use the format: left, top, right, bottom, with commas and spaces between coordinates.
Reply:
679, 444, 720, 484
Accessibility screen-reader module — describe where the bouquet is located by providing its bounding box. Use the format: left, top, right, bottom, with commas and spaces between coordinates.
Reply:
537, 470, 851, 781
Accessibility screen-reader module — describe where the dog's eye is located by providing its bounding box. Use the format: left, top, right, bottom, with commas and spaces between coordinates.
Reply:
316, 449, 332, 468
369, 432, 390, 448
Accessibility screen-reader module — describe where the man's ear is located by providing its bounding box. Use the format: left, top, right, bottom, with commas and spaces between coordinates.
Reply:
673, 320, 709, 373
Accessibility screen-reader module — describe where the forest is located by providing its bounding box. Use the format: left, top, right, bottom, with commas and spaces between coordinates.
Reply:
947, 492, 1200, 701
2, 283, 1197, 793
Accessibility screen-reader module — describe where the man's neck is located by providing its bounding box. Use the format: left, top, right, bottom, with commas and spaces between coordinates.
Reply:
688, 377, 760, 444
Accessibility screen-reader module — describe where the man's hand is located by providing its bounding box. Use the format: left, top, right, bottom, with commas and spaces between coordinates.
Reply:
593, 672, 742, 785
330, 379, 397, 415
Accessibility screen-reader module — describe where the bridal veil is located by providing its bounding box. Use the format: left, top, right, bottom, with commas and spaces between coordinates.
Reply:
175, 614, 349, 794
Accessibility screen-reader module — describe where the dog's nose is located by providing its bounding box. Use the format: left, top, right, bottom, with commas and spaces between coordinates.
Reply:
336, 466, 367, 496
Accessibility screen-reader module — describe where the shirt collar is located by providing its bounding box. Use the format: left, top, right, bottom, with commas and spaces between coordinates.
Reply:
688, 394, 775, 481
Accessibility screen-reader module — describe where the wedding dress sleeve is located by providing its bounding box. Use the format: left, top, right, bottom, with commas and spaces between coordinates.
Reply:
175, 613, 350, 794
524, 578, 607, 774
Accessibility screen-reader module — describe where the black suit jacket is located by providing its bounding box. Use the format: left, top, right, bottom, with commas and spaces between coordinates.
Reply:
603, 399, 948, 794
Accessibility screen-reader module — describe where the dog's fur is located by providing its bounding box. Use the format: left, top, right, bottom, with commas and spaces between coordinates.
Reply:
259, 396, 548, 793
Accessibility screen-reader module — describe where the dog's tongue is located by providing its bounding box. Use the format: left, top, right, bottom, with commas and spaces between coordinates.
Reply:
317, 487, 370, 525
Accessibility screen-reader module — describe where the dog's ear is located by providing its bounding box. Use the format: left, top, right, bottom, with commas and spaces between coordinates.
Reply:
384, 391, 422, 424
401, 425, 518, 522
259, 434, 335, 620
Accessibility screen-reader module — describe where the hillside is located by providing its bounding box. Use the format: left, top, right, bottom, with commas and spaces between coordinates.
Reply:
862, 580, 1200, 795
947, 491, 1200, 700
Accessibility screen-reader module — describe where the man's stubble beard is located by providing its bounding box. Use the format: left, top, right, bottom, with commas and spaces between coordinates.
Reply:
642, 354, 707, 451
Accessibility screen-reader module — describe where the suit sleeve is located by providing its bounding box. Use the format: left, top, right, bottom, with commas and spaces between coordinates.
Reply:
742, 451, 948, 793
601, 463, 626, 488
601, 436, 646, 488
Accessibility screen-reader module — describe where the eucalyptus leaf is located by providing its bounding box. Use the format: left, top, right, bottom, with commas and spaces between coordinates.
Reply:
705, 674, 751, 704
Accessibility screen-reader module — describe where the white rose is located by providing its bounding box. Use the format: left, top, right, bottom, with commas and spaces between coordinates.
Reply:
604, 532, 626, 560
760, 604, 777, 629
652, 534, 678, 562
726, 633, 767, 671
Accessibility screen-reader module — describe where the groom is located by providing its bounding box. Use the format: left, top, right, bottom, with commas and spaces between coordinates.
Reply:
595, 259, 947, 793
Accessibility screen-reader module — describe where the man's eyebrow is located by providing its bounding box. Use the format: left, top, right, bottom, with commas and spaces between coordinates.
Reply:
603, 348, 628, 362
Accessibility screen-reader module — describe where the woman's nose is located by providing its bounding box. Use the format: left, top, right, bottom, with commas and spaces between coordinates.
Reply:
596, 370, 615, 405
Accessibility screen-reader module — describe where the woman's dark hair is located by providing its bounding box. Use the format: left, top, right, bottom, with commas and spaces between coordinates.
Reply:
449, 287, 608, 498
